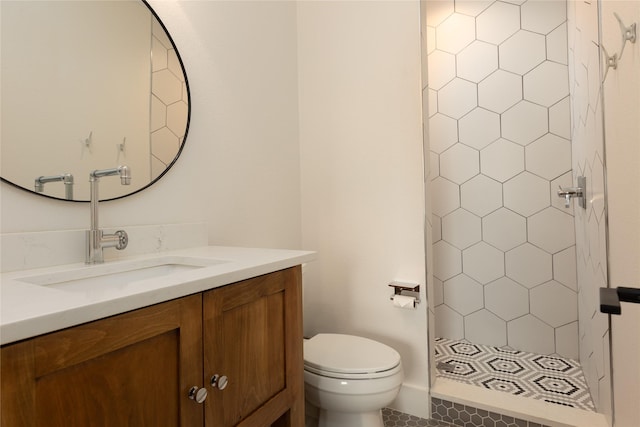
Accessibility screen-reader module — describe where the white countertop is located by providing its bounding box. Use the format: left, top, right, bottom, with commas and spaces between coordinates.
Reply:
0, 246, 315, 345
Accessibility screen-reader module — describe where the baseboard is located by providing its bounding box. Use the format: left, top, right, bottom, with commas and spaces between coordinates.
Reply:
388, 383, 430, 419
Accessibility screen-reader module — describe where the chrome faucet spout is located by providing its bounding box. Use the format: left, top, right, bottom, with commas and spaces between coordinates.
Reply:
86, 166, 131, 264
90, 165, 132, 183
34, 173, 74, 200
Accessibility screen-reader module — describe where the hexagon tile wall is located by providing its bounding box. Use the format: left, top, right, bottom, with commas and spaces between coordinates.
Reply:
425, 0, 578, 360
567, 0, 611, 419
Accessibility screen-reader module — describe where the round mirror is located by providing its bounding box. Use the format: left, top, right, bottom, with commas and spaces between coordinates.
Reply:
0, 0, 190, 201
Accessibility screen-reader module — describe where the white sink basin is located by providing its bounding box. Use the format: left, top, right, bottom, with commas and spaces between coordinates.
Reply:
15, 256, 225, 294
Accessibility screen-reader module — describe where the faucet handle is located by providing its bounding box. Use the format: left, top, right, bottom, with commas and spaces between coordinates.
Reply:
115, 230, 128, 250
557, 185, 572, 208
557, 179, 586, 210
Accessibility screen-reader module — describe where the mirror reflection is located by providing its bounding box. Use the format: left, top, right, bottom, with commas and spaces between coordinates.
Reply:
1, 0, 190, 201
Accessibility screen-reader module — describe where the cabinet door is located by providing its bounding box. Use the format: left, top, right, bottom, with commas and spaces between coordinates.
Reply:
203, 267, 303, 427
1, 294, 204, 427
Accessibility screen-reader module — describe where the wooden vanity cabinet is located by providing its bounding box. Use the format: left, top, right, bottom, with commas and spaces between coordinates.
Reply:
0, 293, 204, 427
204, 267, 304, 427
1, 266, 304, 427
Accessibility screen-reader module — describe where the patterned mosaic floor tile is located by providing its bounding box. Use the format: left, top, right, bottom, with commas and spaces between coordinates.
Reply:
435, 338, 595, 411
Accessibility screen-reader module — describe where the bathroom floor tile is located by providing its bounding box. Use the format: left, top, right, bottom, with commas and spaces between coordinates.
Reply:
434, 337, 595, 411
382, 408, 459, 427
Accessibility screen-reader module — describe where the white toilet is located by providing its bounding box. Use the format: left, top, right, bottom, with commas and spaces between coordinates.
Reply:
303, 333, 403, 427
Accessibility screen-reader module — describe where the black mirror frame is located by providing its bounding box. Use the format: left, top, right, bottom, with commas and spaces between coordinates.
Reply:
0, 0, 191, 203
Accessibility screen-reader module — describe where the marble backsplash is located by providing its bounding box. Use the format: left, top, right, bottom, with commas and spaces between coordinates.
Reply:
0, 222, 208, 273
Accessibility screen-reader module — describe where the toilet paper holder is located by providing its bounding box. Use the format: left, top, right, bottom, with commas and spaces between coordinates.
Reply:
388, 282, 421, 306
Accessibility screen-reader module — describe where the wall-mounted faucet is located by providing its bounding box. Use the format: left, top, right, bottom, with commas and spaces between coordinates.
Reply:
86, 166, 131, 264
34, 173, 74, 200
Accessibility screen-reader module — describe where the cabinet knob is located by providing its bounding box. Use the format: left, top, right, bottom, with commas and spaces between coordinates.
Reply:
188, 386, 208, 403
210, 374, 229, 390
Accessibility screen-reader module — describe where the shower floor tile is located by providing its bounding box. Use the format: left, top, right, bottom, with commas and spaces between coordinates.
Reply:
435, 337, 595, 412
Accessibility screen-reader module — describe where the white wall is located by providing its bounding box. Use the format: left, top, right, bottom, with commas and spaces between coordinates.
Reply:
600, 2, 640, 426
297, 0, 428, 416
1, 1, 302, 251
3, 0, 433, 419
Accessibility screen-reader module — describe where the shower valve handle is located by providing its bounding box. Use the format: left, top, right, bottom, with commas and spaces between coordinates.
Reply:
557, 184, 585, 209
556, 176, 587, 209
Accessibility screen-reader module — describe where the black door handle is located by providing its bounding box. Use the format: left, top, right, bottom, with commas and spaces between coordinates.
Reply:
600, 287, 640, 315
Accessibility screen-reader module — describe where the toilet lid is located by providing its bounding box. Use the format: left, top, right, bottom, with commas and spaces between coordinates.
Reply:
304, 334, 401, 375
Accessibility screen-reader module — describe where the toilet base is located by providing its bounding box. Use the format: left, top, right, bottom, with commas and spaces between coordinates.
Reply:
318, 408, 384, 427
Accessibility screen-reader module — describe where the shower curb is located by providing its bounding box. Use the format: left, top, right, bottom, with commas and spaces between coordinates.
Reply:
431, 397, 550, 427
383, 407, 460, 427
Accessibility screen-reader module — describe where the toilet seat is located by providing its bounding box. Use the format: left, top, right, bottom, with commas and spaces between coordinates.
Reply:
304, 334, 401, 379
